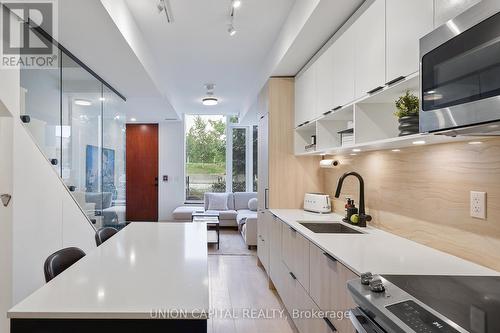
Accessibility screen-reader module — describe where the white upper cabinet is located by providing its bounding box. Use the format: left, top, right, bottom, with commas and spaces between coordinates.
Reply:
386, 0, 434, 81
354, 0, 386, 98
434, 0, 481, 28
332, 26, 356, 108
315, 45, 335, 116
294, 64, 316, 127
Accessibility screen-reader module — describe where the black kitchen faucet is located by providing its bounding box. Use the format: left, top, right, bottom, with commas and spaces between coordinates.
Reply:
335, 171, 372, 227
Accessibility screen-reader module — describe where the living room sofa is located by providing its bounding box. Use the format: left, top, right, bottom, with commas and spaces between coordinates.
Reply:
172, 192, 258, 247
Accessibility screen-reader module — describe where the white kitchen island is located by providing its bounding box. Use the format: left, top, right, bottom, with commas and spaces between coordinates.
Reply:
8, 223, 209, 333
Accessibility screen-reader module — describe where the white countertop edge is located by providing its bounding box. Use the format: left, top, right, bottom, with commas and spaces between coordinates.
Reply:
7, 310, 210, 320
270, 209, 499, 277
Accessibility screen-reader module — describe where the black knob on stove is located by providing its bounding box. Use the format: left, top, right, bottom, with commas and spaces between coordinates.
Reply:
361, 272, 373, 285
369, 278, 385, 293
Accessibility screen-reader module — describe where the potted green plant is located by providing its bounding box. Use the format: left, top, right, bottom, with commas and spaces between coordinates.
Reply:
394, 90, 419, 136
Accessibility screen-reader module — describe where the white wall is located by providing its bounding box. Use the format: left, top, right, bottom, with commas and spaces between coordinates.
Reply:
12, 119, 97, 303
0, 30, 18, 329
0, 117, 14, 333
158, 120, 186, 221
0, 47, 97, 310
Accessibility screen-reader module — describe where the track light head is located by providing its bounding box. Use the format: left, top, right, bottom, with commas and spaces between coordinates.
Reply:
228, 25, 237, 36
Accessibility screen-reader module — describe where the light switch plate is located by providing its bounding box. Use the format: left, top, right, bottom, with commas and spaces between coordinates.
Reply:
470, 191, 486, 219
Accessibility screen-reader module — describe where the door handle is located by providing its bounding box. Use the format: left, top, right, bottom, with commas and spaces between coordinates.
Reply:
289, 272, 297, 280
264, 188, 269, 209
367, 86, 384, 94
385, 75, 405, 86
323, 252, 337, 263
323, 317, 337, 332
349, 308, 385, 333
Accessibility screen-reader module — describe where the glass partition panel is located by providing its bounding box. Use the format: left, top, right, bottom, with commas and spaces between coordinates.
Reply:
20, 41, 62, 175
61, 53, 104, 227
232, 128, 246, 192
102, 86, 126, 228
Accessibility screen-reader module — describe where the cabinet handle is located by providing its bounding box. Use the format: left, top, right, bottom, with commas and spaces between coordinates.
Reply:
333, 105, 343, 111
289, 272, 297, 280
297, 123, 304, 128
323, 110, 332, 116
265, 189, 269, 209
385, 75, 406, 86
303, 121, 310, 125
289, 226, 296, 233
367, 86, 384, 94
323, 317, 337, 332
50, 158, 58, 166
323, 252, 337, 263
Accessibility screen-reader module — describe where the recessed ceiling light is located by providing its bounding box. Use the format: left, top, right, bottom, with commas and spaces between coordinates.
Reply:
392, 149, 401, 152
468, 141, 483, 145
74, 99, 92, 106
232, 0, 241, 8
99, 97, 106, 101
412, 140, 426, 145
202, 97, 218, 106
130, 118, 137, 122
228, 25, 237, 36
352, 149, 361, 152
350, 153, 357, 156
114, 115, 120, 120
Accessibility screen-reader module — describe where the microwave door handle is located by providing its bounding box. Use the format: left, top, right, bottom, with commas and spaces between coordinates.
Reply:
349, 309, 386, 333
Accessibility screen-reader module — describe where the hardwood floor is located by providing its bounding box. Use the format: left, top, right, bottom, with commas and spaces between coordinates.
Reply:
208, 255, 297, 333
208, 229, 256, 256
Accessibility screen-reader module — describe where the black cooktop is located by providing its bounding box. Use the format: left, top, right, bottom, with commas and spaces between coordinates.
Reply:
382, 275, 500, 333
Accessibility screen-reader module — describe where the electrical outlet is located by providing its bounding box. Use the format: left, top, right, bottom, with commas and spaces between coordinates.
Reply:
470, 191, 486, 219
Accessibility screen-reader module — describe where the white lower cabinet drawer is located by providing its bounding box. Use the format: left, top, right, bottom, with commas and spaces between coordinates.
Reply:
278, 261, 334, 333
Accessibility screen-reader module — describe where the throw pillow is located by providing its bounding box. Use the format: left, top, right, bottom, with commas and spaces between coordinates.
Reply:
248, 198, 258, 211
207, 193, 229, 211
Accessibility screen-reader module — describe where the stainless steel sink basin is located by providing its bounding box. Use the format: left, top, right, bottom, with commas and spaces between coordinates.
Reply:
299, 222, 363, 234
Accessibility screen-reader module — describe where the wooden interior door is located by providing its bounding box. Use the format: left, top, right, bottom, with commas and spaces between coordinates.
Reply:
126, 124, 159, 221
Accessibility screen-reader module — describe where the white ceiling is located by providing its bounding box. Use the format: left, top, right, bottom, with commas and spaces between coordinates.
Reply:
123, 0, 296, 117
55, 0, 365, 122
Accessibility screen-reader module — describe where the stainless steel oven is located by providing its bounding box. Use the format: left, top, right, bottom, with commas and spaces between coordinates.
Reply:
420, 0, 500, 135
347, 274, 500, 333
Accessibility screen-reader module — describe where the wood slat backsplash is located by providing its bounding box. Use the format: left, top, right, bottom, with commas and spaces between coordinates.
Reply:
323, 138, 500, 271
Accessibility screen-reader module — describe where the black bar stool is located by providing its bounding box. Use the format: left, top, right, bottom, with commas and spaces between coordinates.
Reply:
95, 227, 118, 246
44, 247, 86, 282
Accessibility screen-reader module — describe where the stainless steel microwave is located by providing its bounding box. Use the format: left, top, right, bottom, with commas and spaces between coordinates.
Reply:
420, 0, 500, 136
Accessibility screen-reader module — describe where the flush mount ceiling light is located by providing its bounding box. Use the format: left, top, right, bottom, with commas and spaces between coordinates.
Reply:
412, 140, 426, 145
157, 0, 173, 23
74, 99, 92, 106
130, 118, 137, 122
202, 83, 219, 106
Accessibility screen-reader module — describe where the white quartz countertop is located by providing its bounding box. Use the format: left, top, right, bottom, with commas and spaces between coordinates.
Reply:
8, 223, 209, 319
270, 209, 499, 276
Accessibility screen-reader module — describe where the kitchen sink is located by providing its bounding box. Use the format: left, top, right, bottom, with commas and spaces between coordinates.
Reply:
299, 222, 363, 234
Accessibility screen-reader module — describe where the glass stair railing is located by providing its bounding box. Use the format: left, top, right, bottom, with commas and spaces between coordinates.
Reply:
19, 23, 127, 230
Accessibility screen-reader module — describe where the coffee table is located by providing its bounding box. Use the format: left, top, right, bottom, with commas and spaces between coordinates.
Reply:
192, 212, 220, 249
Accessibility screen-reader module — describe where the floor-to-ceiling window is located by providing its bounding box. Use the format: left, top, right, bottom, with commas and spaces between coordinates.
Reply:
184, 114, 258, 202
185, 115, 227, 202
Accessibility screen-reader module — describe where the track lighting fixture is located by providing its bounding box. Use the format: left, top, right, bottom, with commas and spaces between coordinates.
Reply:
157, 0, 173, 23
228, 25, 237, 36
